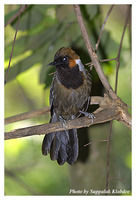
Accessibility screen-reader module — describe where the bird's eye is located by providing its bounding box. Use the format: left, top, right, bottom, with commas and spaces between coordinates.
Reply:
62, 57, 67, 62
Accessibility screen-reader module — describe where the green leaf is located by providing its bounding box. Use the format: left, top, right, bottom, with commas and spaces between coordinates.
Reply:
85, 5, 99, 20
5, 6, 20, 25
4, 53, 42, 83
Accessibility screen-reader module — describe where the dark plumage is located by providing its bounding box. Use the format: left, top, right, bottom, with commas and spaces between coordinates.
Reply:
42, 47, 92, 165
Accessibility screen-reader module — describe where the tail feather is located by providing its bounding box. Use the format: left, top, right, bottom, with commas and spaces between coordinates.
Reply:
57, 131, 69, 165
67, 129, 78, 164
50, 132, 61, 160
42, 111, 78, 165
42, 129, 78, 165
42, 132, 55, 156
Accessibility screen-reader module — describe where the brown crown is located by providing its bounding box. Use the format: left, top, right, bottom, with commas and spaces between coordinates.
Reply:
55, 47, 80, 60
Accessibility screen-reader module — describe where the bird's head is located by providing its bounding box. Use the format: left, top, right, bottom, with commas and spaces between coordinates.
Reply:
48, 47, 83, 70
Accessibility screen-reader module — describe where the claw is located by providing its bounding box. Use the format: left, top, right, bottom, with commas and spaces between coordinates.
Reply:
79, 111, 95, 123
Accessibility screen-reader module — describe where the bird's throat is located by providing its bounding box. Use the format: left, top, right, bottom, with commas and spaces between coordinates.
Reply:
56, 65, 84, 89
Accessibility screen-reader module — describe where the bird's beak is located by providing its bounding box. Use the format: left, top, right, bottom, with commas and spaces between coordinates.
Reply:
47, 60, 56, 66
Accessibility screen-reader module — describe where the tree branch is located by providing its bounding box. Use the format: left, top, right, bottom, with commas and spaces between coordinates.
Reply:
5, 96, 103, 125
5, 95, 131, 140
5, 107, 50, 125
73, 5, 118, 101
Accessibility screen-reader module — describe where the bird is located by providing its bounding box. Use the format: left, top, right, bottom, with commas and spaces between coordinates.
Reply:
42, 47, 93, 165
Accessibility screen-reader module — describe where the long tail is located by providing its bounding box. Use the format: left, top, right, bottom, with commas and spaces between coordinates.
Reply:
42, 127, 78, 165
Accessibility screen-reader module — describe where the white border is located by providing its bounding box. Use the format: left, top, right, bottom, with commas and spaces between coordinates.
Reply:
1, 1, 135, 200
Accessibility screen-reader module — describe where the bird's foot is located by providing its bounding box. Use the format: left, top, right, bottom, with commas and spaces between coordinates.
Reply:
79, 111, 95, 123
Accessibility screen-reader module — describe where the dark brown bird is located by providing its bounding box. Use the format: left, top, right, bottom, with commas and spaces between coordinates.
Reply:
42, 47, 93, 165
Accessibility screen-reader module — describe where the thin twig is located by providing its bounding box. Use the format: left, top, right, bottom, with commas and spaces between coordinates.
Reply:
74, 5, 118, 101
4, 5, 22, 85
95, 5, 114, 51
108, 177, 127, 183
5, 5, 29, 27
98, 58, 117, 63
106, 121, 113, 191
115, 5, 131, 93
115, 61, 120, 94
49, 72, 55, 76
84, 139, 107, 147
105, 5, 131, 190
85, 58, 117, 66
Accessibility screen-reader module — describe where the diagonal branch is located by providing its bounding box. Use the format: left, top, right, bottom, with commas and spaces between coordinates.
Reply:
74, 5, 118, 101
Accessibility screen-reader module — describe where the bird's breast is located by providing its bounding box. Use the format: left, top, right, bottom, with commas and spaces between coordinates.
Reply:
51, 71, 92, 118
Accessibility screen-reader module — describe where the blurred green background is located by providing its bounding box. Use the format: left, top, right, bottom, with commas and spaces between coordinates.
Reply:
4, 5, 131, 195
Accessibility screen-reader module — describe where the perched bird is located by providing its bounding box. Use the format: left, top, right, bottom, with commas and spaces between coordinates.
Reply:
42, 47, 93, 165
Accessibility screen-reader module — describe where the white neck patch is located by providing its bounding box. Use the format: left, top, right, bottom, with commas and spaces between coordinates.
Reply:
76, 59, 85, 72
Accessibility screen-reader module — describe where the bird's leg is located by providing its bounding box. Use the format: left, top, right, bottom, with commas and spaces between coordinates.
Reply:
59, 115, 69, 133
79, 110, 95, 123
